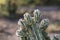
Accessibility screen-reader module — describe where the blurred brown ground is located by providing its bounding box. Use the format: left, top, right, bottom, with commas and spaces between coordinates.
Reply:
0, 18, 19, 40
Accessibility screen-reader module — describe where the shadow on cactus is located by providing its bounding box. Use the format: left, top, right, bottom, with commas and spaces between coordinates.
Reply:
16, 9, 58, 40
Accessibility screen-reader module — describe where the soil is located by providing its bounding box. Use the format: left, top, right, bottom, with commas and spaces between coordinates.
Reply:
0, 18, 19, 40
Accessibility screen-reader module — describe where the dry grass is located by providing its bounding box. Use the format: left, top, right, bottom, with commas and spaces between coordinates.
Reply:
46, 23, 60, 33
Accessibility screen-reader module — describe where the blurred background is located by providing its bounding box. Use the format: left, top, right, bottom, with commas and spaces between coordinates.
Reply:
0, 0, 60, 40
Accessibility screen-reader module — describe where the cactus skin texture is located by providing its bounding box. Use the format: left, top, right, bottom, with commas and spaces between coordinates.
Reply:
16, 9, 59, 40
53, 34, 60, 40
53, 36, 59, 40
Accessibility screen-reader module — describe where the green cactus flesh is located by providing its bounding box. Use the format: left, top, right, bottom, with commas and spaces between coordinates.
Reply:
16, 9, 59, 40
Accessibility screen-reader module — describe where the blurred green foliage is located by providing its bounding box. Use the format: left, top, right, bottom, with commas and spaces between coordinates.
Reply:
0, 0, 60, 7
0, 0, 60, 18
16, 0, 60, 6
7, 0, 17, 18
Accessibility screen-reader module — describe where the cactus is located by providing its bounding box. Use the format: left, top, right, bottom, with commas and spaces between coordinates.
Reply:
53, 34, 60, 40
53, 36, 59, 40
16, 9, 59, 40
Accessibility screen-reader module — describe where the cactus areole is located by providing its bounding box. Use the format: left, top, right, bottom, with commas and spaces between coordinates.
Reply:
16, 9, 58, 40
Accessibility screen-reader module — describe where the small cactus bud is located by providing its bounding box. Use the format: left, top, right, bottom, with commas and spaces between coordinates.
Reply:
18, 19, 22, 26
16, 29, 20, 37
18, 19, 26, 27
18, 19, 27, 31
40, 19, 49, 30
33, 9, 41, 23
24, 13, 32, 25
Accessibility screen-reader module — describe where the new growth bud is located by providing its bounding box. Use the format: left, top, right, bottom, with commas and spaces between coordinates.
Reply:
33, 9, 41, 23
40, 19, 49, 30
16, 30, 21, 37
18, 19, 27, 31
24, 13, 32, 25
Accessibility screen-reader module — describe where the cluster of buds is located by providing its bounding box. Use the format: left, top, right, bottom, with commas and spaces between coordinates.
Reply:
16, 9, 51, 40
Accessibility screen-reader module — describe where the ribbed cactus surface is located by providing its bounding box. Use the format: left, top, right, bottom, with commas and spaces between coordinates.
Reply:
16, 9, 59, 40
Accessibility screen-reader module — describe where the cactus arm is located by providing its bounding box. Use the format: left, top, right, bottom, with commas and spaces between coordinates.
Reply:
40, 19, 50, 40
33, 9, 41, 23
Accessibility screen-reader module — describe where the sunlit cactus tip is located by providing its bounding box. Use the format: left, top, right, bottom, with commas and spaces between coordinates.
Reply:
33, 9, 41, 22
